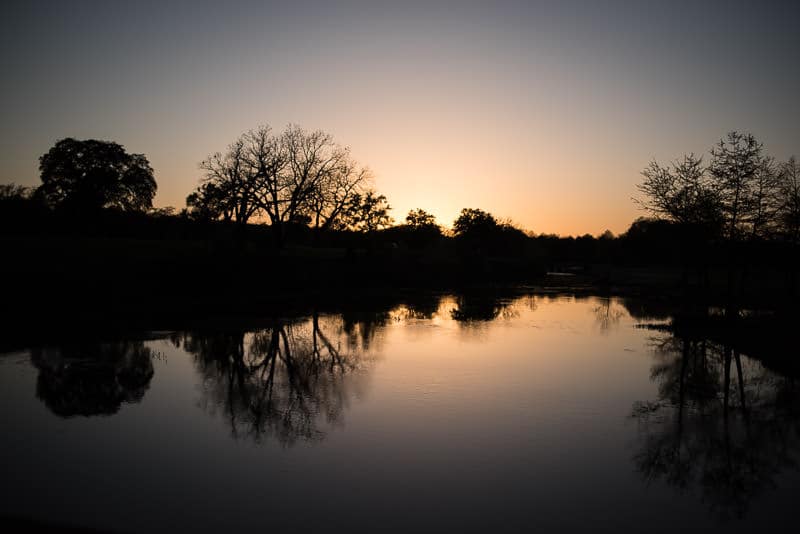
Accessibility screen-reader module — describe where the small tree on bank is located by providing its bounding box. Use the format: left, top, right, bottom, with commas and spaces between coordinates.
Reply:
406, 209, 438, 229
336, 192, 393, 232
401, 208, 442, 248
452, 208, 527, 257
453, 208, 498, 238
708, 132, 775, 241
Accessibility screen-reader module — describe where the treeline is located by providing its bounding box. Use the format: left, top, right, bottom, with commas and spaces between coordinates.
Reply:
1, 128, 798, 300
638, 131, 799, 245
0, 176, 663, 267
634, 131, 800, 300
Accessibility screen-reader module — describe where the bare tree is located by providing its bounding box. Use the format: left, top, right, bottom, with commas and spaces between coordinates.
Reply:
747, 156, 781, 240
305, 152, 372, 232
241, 125, 289, 240
635, 133, 785, 293
189, 136, 261, 224
708, 132, 768, 241
777, 157, 800, 243
637, 132, 786, 244
188, 124, 385, 245
636, 153, 721, 229
264, 125, 348, 242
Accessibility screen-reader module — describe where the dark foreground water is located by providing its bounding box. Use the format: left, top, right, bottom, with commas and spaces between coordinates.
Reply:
1, 294, 798, 533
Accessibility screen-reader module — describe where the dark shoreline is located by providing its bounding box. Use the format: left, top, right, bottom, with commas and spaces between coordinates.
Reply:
2, 230, 797, 359
1, 278, 794, 353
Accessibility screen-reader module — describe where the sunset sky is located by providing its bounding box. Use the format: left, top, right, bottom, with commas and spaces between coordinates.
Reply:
2, 0, 798, 236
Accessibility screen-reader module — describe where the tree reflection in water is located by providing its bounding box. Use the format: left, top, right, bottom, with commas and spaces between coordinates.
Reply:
632, 310, 800, 520
592, 297, 626, 333
449, 294, 520, 323
31, 340, 155, 417
175, 310, 386, 446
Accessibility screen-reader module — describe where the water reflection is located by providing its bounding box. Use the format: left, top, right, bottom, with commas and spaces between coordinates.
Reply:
340, 308, 391, 351
450, 294, 511, 322
8, 293, 800, 530
30, 340, 155, 417
593, 297, 626, 333
174, 311, 381, 446
451, 292, 541, 323
632, 310, 800, 519
401, 293, 441, 320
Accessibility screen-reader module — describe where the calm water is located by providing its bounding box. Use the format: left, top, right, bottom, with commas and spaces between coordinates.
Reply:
1, 294, 798, 533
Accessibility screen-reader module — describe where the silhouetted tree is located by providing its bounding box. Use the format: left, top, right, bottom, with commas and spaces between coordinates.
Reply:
307, 154, 372, 232
190, 136, 258, 224
637, 153, 722, 233
186, 181, 235, 221
452, 208, 529, 259
452, 208, 498, 237
598, 229, 615, 240
0, 183, 33, 201
337, 191, 393, 232
188, 124, 379, 244
708, 132, 775, 241
262, 125, 348, 241
37, 138, 156, 212
747, 156, 781, 240
406, 208, 438, 229
0, 183, 38, 226
392, 208, 443, 249
621, 217, 708, 275
635, 132, 793, 294
777, 157, 800, 243
639, 132, 789, 245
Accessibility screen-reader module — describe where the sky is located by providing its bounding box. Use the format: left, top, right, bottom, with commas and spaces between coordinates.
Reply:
1, 0, 798, 236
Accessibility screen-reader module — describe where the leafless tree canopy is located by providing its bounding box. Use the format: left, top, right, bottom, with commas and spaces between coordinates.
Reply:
777, 157, 800, 243
186, 124, 385, 242
637, 154, 720, 228
636, 131, 798, 242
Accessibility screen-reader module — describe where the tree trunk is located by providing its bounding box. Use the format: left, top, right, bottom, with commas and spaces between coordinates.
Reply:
271, 220, 285, 248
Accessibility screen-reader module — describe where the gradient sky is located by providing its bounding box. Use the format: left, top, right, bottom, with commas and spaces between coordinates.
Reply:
2, 0, 798, 235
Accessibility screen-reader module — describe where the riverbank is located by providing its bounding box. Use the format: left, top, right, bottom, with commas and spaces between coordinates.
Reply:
1, 234, 796, 329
